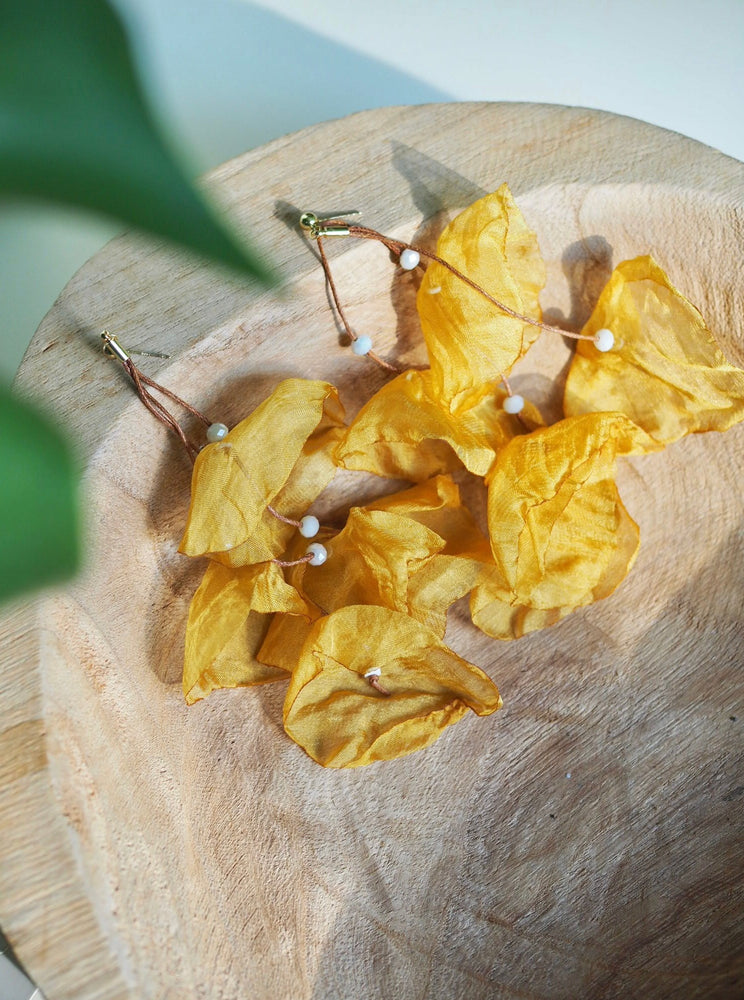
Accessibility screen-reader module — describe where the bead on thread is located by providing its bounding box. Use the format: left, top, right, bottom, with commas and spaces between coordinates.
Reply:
306, 542, 328, 566
503, 394, 525, 415
206, 422, 229, 443
351, 334, 373, 356
594, 328, 615, 352
299, 515, 320, 538
399, 248, 420, 271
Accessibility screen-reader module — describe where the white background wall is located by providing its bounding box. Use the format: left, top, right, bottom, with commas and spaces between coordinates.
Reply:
2, 1, 743, 997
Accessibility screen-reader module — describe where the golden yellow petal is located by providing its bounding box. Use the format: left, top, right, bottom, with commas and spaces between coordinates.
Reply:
365, 474, 490, 560
212, 425, 344, 567
336, 369, 542, 480
260, 476, 493, 669
417, 184, 546, 408
407, 553, 488, 635
472, 412, 641, 639
564, 256, 744, 450
180, 380, 343, 558
257, 609, 319, 675
183, 560, 307, 704
283, 605, 502, 768
292, 508, 445, 618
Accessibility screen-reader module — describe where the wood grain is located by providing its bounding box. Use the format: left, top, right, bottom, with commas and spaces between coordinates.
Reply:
1, 103, 743, 1000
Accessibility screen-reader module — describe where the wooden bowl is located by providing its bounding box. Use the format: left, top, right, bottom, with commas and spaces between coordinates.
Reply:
2, 104, 743, 1000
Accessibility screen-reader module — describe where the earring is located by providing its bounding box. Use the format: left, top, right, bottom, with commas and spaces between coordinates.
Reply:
299, 204, 615, 416
102, 331, 333, 568
99, 180, 744, 769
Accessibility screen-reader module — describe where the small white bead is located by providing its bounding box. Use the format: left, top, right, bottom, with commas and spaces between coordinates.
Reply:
364, 667, 382, 678
351, 335, 373, 356
399, 248, 420, 270
594, 327, 615, 352
206, 422, 229, 443
503, 394, 525, 415
298, 515, 320, 538
306, 542, 327, 566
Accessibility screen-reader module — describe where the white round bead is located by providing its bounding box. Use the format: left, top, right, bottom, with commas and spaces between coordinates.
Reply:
594, 327, 615, 352
299, 515, 320, 538
306, 542, 327, 566
503, 393, 525, 415
351, 335, 373, 356
206, 422, 229, 443
399, 248, 420, 270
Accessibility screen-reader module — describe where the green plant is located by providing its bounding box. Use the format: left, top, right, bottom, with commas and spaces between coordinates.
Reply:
0, 0, 274, 602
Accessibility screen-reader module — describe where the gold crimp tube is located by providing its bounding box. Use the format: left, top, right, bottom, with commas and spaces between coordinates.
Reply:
101, 330, 130, 363
299, 210, 357, 239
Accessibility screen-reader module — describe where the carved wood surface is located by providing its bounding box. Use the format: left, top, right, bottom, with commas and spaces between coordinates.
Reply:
1, 103, 743, 1000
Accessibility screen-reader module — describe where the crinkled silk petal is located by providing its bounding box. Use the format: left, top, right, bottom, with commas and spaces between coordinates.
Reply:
417, 184, 546, 407
258, 477, 491, 669
180, 380, 343, 558
471, 412, 641, 639
336, 369, 542, 480
302, 508, 445, 615
213, 425, 344, 567
258, 606, 319, 675
365, 475, 491, 560
183, 560, 307, 704
365, 476, 492, 632
283, 606, 502, 768
564, 256, 744, 450
294, 483, 488, 633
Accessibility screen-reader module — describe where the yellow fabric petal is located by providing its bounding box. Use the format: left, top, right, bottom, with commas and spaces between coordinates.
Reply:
183, 560, 307, 704
285, 487, 489, 635
212, 425, 344, 567
365, 475, 493, 631
365, 475, 492, 560
564, 256, 744, 450
257, 606, 319, 675
417, 184, 546, 408
472, 412, 641, 640
336, 369, 542, 480
288, 508, 446, 619
259, 477, 492, 667
180, 379, 344, 558
283, 605, 502, 768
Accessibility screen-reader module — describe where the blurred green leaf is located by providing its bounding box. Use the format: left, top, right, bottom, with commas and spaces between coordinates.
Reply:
0, 0, 274, 283
0, 387, 79, 603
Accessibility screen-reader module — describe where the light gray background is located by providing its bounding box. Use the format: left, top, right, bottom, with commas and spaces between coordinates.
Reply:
2, 0, 743, 996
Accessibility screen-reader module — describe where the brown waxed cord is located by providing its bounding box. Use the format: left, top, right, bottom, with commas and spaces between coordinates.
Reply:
367, 675, 391, 696
266, 505, 301, 528
316, 235, 400, 373
272, 553, 315, 568
320, 221, 596, 343
102, 332, 213, 462
122, 358, 211, 462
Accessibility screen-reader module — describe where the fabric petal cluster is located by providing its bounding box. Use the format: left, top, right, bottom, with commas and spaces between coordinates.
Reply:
177, 185, 744, 768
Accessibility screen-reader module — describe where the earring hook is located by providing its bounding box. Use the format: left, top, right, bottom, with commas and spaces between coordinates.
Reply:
101, 330, 170, 361
299, 210, 361, 239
